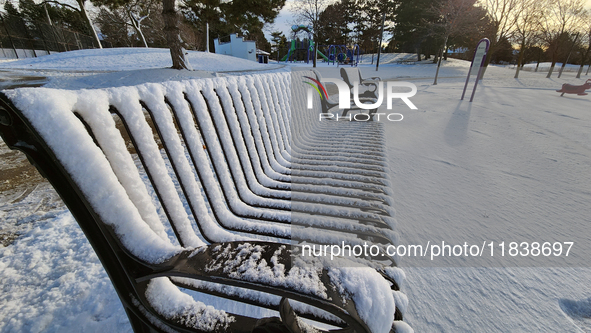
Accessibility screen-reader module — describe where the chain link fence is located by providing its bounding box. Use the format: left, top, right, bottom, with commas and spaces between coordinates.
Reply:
0, 12, 108, 59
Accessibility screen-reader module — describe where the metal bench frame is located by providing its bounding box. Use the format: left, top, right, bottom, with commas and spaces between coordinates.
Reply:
0, 72, 409, 333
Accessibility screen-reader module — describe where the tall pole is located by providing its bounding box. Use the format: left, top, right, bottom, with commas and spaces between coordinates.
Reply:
434, 35, 448, 85
206, 23, 209, 52
376, 12, 385, 71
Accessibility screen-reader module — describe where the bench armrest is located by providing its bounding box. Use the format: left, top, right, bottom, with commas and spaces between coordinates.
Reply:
140, 242, 397, 333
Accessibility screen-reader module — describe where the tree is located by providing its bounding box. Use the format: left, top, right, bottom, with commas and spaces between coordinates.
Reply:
183, 0, 284, 52
292, 0, 331, 67
95, 7, 133, 46
31, 1, 89, 31
44, 0, 103, 48
163, 0, 191, 69
429, 0, 483, 84
512, 0, 544, 78
270, 30, 287, 60
576, 21, 591, 78
93, 0, 161, 48
479, 0, 521, 76
392, 0, 439, 60
541, 0, 586, 78
315, 1, 349, 46
350, 0, 396, 54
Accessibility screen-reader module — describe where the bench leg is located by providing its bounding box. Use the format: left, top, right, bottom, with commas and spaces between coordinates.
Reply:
368, 108, 378, 122
124, 306, 159, 333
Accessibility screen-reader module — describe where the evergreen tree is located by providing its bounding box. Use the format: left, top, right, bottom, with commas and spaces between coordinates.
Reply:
182, 0, 284, 52
315, 1, 349, 45
391, 0, 439, 60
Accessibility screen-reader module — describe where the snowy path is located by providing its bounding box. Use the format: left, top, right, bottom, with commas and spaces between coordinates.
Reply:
383, 74, 591, 332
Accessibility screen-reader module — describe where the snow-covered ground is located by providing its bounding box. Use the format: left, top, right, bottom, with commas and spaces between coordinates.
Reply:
1, 48, 591, 332
0, 48, 286, 89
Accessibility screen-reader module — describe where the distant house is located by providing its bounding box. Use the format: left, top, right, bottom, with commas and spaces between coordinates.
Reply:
213, 34, 256, 62
256, 49, 270, 64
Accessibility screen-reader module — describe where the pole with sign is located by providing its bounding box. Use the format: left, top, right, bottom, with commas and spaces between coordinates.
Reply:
461, 38, 490, 102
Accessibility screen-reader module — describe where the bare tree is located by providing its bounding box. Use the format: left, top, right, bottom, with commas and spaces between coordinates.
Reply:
480, 0, 519, 72
162, 0, 191, 69
94, 0, 157, 48
96, 7, 134, 46
541, 0, 586, 78
512, 0, 544, 78
126, 0, 154, 47
291, 0, 330, 67
431, 0, 482, 84
576, 20, 591, 78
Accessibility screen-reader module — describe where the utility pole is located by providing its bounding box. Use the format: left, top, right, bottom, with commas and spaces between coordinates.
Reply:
206, 23, 209, 52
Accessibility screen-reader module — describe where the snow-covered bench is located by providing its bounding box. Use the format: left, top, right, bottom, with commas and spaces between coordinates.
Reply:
339, 67, 382, 116
0, 72, 410, 333
395, 60, 416, 65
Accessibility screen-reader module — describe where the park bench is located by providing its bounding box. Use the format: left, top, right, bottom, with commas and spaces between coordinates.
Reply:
304, 70, 370, 118
395, 60, 416, 65
0, 71, 410, 333
340, 67, 382, 103
394, 55, 418, 65
556, 79, 591, 96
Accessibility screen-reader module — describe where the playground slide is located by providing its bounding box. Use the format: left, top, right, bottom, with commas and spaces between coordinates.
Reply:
309, 41, 329, 61
281, 39, 329, 62
317, 50, 329, 61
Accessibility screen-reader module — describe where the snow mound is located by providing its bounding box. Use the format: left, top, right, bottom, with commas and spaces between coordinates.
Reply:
0, 48, 283, 72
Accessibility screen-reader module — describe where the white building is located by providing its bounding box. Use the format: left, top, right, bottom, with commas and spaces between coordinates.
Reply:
213, 34, 256, 62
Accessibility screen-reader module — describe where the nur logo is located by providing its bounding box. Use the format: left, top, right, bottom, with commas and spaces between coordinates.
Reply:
303, 77, 418, 110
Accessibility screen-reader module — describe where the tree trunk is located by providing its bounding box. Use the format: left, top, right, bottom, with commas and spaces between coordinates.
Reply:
558, 33, 580, 78
76, 0, 102, 49
514, 40, 525, 79
313, 34, 317, 68
433, 36, 448, 85
162, 0, 191, 70
546, 48, 558, 78
576, 43, 591, 78
44, 3, 52, 26
128, 11, 148, 48
546, 60, 556, 78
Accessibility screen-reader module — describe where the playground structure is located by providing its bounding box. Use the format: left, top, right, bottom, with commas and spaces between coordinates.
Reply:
280, 24, 362, 66
324, 44, 361, 66
281, 25, 329, 64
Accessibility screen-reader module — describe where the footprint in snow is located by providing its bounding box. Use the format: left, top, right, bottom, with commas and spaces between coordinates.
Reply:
559, 297, 591, 332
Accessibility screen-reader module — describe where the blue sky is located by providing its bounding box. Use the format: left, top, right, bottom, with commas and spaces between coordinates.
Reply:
264, 1, 298, 39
